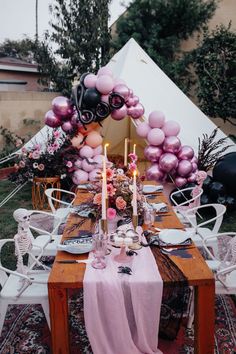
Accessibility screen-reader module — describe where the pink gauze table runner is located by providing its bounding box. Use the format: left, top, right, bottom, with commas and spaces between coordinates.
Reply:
84, 243, 163, 354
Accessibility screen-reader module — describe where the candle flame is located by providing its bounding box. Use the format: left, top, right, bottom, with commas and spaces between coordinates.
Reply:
133, 170, 137, 177
105, 143, 109, 148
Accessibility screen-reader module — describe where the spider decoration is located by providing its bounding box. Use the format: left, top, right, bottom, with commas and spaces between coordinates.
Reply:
118, 266, 132, 275
126, 250, 138, 256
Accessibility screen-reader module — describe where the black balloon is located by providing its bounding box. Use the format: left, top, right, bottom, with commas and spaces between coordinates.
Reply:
83, 88, 101, 108
216, 195, 227, 205
202, 175, 213, 193
209, 181, 226, 202
225, 195, 236, 211
213, 152, 236, 196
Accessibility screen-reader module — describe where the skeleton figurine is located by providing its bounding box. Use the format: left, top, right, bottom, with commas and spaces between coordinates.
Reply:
13, 208, 33, 276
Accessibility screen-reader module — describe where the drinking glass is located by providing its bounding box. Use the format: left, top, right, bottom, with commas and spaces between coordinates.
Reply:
144, 208, 155, 228
91, 234, 107, 269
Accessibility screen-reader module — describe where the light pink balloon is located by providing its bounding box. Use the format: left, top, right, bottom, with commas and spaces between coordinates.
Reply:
72, 169, 89, 184
132, 95, 139, 106
82, 158, 95, 172
97, 66, 113, 77
147, 128, 165, 146
79, 145, 94, 158
177, 160, 193, 177
93, 154, 104, 168
86, 131, 103, 148
71, 133, 85, 149
146, 163, 166, 182
191, 156, 198, 164
162, 120, 180, 137
84, 73, 97, 88
113, 84, 130, 100
126, 97, 136, 107
148, 111, 165, 128
96, 75, 114, 94
163, 136, 181, 154
93, 145, 103, 156
113, 78, 126, 86
144, 145, 163, 162
44, 110, 61, 128
136, 122, 151, 138
74, 159, 82, 168
127, 103, 145, 119
159, 153, 178, 173
187, 173, 197, 183
175, 176, 187, 188
61, 121, 74, 132
111, 105, 127, 120
52, 96, 74, 119
178, 145, 194, 160
101, 94, 109, 103
192, 162, 198, 172
89, 168, 101, 181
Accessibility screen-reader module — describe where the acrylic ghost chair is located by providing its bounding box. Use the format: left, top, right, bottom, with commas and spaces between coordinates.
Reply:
187, 232, 236, 330
44, 188, 76, 233
0, 238, 50, 336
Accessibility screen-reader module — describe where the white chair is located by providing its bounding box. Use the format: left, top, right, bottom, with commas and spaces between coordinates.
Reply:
184, 203, 226, 255
0, 239, 50, 336
170, 186, 203, 226
45, 188, 76, 233
187, 232, 236, 329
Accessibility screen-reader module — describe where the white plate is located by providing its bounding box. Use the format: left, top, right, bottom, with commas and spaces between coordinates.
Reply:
57, 244, 93, 254
77, 184, 89, 190
143, 185, 163, 194
159, 229, 191, 245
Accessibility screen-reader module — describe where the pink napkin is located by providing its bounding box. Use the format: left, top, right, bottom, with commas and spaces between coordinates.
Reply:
84, 242, 163, 354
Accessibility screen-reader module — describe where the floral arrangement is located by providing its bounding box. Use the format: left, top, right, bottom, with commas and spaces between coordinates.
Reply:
9, 129, 68, 184
76, 167, 145, 221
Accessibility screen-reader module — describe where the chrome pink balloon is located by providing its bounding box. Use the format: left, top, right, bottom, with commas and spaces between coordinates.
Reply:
159, 153, 178, 173
178, 145, 194, 160
96, 75, 114, 94
136, 122, 151, 138
148, 111, 165, 128
126, 97, 136, 107
191, 156, 198, 164
52, 96, 74, 119
129, 89, 134, 98
44, 110, 61, 128
82, 158, 95, 172
147, 128, 165, 146
175, 176, 187, 188
113, 84, 130, 100
132, 95, 139, 106
146, 163, 166, 182
187, 173, 197, 183
72, 169, 89, 184
163, 136, 181, 154
97, 66, 113, 77
192, 162, 198, 172
177, 160, 193, 177
144, 145, 163, 162
162, 120, 180, 137
61, 121, 74, 132
127, 103, 145, 119
111, 105, 127, 120
84, 73, 97, 88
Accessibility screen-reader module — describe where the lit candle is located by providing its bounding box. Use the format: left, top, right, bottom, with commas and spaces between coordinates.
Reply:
133, 143, 136, 155
103, 144, 109, 199
124, 138, 128, 166
103, 143, 109, 170
132, 170, 137, 215
101, 171, 107, 220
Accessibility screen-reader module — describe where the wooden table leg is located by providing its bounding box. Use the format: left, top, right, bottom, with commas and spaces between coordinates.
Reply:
48, 287, 70, 354
194, 281, 215, 354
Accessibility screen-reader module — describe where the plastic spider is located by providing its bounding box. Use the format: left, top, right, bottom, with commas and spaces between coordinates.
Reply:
118, 266, 132, 275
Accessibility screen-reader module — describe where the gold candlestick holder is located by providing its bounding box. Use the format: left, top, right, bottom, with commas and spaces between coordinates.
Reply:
132, 215, 138, 229
101, 219, 108, 234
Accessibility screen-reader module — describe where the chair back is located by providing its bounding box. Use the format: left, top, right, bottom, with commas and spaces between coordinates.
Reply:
45, 188, 76, 214
170, 186, 203, 211
0, 239, 10, 288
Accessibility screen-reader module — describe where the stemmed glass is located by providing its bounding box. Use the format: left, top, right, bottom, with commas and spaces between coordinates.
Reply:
144, 207, 155, 229
91, 232, 107, 269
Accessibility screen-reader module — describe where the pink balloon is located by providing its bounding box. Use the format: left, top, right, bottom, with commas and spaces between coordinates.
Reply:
113, 84, 130, 100
93, 155, 104, 168
82, 158, 95, 172
97, 66, 113, 77
44, 110, 61, 128
178, 146, 194, 160
72, 169, 89, 184
192, 162, 198, 172
144, 145, 163, 162
187, 173, 197, 183
162, 120, 180, 137
146, 164, 166, 182
126, 97, 136, 107
61, 121, 74, 132
136, 122, 151, 138
52, 96, 74, 119
84, 73, 97, 88
132, 95, 139, 106
101, 94, 109, 103
159, 153, 178, 173
129, 89, 133, 98
111, 105, 127, 120
127, 103, 145, 119
148, 111, 165, 128
74, 159, 82, 168
113, 78, 126, 86
177, 160, 193, 177
147, 128, 165, 146
96, 75, 114, 94
79, 145, 94, 158
175, 176, 187, 188
89, 168, 101, 181
93, 145, 103, 156
86, 131, 103, 148
71, 133, 85, 149
191, 156, 198, 164
163, 136, 181, 154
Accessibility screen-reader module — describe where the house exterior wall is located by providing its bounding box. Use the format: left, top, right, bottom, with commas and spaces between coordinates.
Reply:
0, 70, 43, 91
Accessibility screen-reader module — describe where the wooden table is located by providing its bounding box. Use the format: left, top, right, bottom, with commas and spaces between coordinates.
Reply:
48, 189, 215, 354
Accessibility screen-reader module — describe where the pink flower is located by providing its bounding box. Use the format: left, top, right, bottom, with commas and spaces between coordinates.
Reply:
33, 162, 38, 168
115, 196, 127, 210
53, 142, 59, 150
128, 153, 138, 162
32, 150, 40, 159
107, 208, 117, 220
21, 147, 27, 154
18, 160, 25, 168
128, 162, 137, 173
106, 168, 114, 181
93, 193, 102, 205
38, 163, 45, 171
33, 144, 41, 151
15, 139, 22, 147
28, 152, 33, 159
53, 130, 61, 139
66, 161, 73, 168
47, 146, 55, 154
107, 183, 116, 196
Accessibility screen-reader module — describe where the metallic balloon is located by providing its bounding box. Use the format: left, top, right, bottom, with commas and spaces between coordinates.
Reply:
159, 153, 178, 173
144, 145, 163, 162
163, 136, 181, 154
52, 96, 74, 119
146, 163, 166, 182
111, 105, 127, 120
178, 146, 194, 160
177, 160, 193, 177
175, 176, 187, 188
113, 84, 130, 100
44, 110, 61, 128
127, 103, 144, 119
187, 173, 197, 183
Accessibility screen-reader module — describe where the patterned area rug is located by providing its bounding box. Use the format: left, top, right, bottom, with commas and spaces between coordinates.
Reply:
0, 292, 235, 354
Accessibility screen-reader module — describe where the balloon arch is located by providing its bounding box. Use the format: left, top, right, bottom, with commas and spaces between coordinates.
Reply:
45, 66, 198, 186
